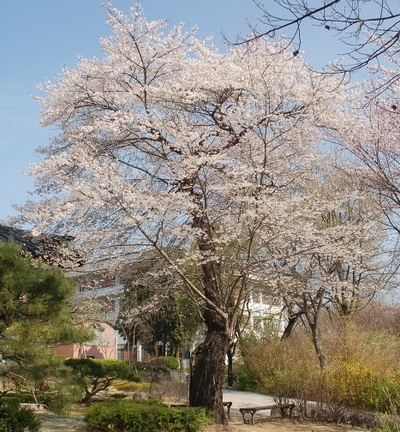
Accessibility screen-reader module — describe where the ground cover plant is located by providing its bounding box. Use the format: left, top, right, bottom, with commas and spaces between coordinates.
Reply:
113, 380, 151, 393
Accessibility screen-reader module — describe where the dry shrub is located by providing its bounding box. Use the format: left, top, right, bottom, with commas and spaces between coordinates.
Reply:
149, 380, 188, 403
238, 332, 320, 402
237, 315, 400, 419
307, 402, 381, 429
326, 318, 400, 376
323, 319, 400, 413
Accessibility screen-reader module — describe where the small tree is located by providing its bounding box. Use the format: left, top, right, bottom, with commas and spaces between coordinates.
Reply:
0, 241, 90, 395
64, 358, 139, 403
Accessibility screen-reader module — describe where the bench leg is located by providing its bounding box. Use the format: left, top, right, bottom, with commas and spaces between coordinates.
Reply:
224, 402, 232, 419
241, 410, 255, 425
279, 405, 294, 418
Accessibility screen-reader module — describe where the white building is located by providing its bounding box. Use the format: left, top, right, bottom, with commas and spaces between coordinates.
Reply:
66, 266, 286, 361
246, 286, 286, 337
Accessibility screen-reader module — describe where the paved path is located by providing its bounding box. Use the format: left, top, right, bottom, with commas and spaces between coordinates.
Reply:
223, 389, 277, 420
37, 412, 85, 432
224, 388, 275, 408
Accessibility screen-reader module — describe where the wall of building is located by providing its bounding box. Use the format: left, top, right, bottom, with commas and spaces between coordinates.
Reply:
54, 322, 117, 359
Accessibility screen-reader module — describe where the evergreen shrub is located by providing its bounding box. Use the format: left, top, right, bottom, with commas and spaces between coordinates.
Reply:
0, 401, 41, 432
234, 364, 259, 392
85, 399, 210, 432
150, 356, 180, 371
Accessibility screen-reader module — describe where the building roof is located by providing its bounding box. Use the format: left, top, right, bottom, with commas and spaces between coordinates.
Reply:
0, 225, 85, 270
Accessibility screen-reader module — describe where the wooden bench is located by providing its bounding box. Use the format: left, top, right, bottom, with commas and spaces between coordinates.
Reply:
239, 403, 294, 425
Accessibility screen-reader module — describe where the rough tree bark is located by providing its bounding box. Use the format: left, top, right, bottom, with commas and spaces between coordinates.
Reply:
189, 318, 230, 424
188, 212, 232, 424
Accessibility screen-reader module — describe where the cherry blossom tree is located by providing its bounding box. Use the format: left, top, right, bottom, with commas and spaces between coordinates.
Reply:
18, 4, 362, 423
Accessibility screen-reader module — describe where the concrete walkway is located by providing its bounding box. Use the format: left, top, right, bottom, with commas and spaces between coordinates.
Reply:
37, 412, 85, 432
223, 388, 277, 421
224, 388, 275, 408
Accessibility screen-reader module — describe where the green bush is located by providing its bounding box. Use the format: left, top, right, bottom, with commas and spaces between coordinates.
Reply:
150, 356, 180, 371
3, 393, 39, 404
376, 378, 400, 414
234, 364, 259, 392
113, 381, 151, 392
85, 399, 210, 432
0, 402, 41, 432
376, 414, 400, 432
1, 396, 22, 408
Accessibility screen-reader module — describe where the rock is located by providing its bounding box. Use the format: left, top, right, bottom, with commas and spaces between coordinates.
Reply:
133, 392, 148, 400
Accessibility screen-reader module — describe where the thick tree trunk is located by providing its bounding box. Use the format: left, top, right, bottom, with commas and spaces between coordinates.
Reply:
189, 208, 231, 423
189, 326, 230, 424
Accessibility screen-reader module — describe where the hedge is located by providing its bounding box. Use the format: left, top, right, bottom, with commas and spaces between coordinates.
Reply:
85, 400, 210, 432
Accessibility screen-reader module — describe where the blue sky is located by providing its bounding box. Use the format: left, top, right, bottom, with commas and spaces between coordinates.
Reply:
0, 0, 343, 222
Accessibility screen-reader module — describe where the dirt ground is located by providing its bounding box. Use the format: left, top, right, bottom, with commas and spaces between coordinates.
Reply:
37, 411, 363, 432
204, 418, 363, 432
38, 414, 362, 432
